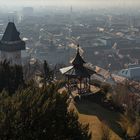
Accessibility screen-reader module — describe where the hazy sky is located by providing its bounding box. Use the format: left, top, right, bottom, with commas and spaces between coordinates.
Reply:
0, 0, 139, 8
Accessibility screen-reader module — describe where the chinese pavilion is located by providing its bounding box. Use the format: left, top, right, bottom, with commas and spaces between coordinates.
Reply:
60, 45, 95, 94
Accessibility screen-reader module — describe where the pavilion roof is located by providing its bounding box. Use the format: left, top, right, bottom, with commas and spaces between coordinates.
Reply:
71, 46, 86, 66
60, 66, 73, 74
60, 45, 96, 78
60, 65, 95, 78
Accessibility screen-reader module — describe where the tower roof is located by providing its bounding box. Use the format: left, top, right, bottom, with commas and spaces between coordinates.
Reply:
2, 22, 21, 42
0, 22, 25, 52
71, 45, 86, 66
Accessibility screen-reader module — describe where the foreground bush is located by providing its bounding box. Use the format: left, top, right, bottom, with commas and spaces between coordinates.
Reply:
119, 115, 140, 138
100, 121, 111, 140
0, 83, 91, 140
0, 60, 24, 94
112, 84, 140, 139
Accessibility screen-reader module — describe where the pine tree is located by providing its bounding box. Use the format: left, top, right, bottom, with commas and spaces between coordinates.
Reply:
0, 83, 91, 140
0, 60, 24, 94
43, 60, 54, 83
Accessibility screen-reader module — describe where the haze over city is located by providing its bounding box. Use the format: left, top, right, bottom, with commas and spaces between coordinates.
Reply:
0, 0, 140, 8
0, 0, 140, 140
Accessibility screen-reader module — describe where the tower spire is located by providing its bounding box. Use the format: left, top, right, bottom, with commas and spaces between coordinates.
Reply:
77, 44, 80, 53
0, 22, 25, 65
71, 44, 85, 66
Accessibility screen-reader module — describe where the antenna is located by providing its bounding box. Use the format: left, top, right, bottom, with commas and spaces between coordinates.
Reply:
71, 6, 73, 13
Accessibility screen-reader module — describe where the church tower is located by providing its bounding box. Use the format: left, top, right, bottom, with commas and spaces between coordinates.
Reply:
0, 22, 25, 65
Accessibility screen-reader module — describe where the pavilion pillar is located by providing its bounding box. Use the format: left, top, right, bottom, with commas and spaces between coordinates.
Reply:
84, 78, 86, 89
83, 79, 85, 89
86, 78, 88, 90
76, 79, 79, 93
68, 76, 70, 93
79, 78, 82, 94
89, 76, 91, 92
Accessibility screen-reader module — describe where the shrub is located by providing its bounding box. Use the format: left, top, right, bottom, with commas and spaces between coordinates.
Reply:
119, 115, 140, 138
0, 83, 91, 140
100, 121, 111, 140
0, 60, 24, 94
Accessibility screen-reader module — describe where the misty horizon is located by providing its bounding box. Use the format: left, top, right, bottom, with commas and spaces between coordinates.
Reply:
0, 0, 140, 8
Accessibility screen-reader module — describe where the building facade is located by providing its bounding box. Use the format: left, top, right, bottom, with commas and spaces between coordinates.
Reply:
118, 64, 140, 81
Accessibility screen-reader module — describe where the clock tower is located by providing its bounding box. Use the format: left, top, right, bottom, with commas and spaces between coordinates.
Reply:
0, 22, 25, 65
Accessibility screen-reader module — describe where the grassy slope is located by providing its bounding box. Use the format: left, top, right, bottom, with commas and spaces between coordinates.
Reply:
69, 100, 123, 140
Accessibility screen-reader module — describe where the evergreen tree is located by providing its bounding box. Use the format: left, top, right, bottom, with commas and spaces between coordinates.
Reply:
0, 60, 24, 94
43, 60, 54, 83
0, 83, 91, 140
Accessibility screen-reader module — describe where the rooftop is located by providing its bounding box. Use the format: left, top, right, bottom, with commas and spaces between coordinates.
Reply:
71, 45, 86, 66
60, 45, 95, 78
2, 22, 21, 42
0, 22, 25, 51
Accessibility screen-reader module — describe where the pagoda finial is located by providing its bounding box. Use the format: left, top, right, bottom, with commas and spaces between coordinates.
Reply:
77, 44, 80, 53
77, 44, 79, 48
